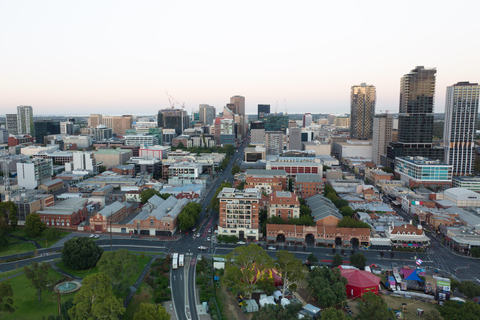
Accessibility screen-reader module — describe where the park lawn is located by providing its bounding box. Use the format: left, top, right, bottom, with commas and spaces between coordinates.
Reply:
0, 242, 36, 257
123, 282, 155, 319
8, 228, 71, 243
118, 255, 152, 299
55, 261, 99, 278
346, 294, 438, 317
0, 269, 23, 280
0, 268, 76, 320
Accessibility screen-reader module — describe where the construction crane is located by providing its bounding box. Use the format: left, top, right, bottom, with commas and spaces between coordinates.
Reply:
379, 110, 394, 115
166, 91, 182, 109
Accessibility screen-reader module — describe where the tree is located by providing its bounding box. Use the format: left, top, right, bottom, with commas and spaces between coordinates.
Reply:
422, 309, 445, 320
223, 244, 273, 298
381, 166, 394, 174
334, 199, 349, 208
231, 164, 241, 175
350, 253, 367, 270
98, 165, 107, 173
134, 303, 169, 320
97, 249, 139, 294
337, 216, 370, 228
326, 192, 339, 203
62, 237, 103, 270
339, 206, 355, 218
24, 213, 46, 238
307, 266, 347, 308
210, 182, 232, 212
23, 262, 52, 302
177, 202, 201, 231
139, 189, 161, 204
0, 231, 8, 249
356, 292, 395, 320
68, 273, 125, 320
0, 202, 18, 228
449, 277, 460, 292
320, 307, 347, 320
470, 247, 480, 258
43, 228, 60, 241
439, 301, 480, 320
176, 142, 185, 149
256, 273, 276, 295
275, 251, 305, 296
0, 283, 15, 314
332, 254, 343, 267
300, 205, 312, 216
458, 281, 480, 299
252, 303, 301, 320
324, 184, 335, 197
307, 253, 318, 265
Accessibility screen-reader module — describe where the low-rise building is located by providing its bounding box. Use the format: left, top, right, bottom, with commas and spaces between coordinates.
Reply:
38, 178, 64, 193
266, 161, 323, 177
294, 173, 323, 199
385, 223, 430, 249
268, 191, 300, 222
304, 194, 343, 226
93, 148, 132, 169
111, 164, 135, 176
88, 201, 134, 232
139, 145, 170, 159
395, 156, 452, 189
218, 188, 262, 240
452, 176, 480, 192
126, 195, 189, 236
245, 169, 288, 190
36, 198, 88, 228
364, 168, 393, 186
332, 139, 372, 159
13, 193, 54, 223
244, 146, 266, 163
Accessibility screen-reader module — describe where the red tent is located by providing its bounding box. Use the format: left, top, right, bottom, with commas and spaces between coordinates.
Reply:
341, 269, 380, 298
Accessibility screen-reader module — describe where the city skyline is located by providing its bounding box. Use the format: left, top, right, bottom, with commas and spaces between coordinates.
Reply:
1, 1, 479, 115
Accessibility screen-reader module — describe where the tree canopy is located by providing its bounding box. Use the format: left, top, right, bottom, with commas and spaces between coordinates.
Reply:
177, 202, 202, 231
439, 300, 480, 320
337, 216, 370, 228
231, 164, 241, 175
251, 303, 302, 320
307, 266, 347, 308
68, 273, 125, 320
275, 251, 305, 296
62, 237, 103, 270
0, 282, 15, 314
223, 244, 273, 298
210, 182, 232, 212
139, 189, 170, 204
320, 307, 347, 320
458, 280, 480, 299
349, 253, 367, 270
24, 213, 46, 238
356, 292, 395, 320
332, 254, 343, 267
0, 201, 18, 229
133, 303, 170, 320
97, 249, 139, 294
23, 262, 52, 302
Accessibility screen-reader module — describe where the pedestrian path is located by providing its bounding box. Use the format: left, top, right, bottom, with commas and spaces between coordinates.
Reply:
123, 255, 156, 308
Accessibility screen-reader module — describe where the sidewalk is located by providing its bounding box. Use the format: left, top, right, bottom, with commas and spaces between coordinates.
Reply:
123, 255, 156, 308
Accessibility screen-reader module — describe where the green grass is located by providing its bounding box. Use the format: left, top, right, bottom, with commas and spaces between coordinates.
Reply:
0, 269, 24, 280
123, 282, 155, 319
0, 268, 76, 320
55, 262, 100, 279
118, 256, 152, 298
0, 242, 36, 257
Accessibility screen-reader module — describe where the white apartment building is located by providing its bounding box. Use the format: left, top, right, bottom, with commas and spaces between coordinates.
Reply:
17, 158, 53, 190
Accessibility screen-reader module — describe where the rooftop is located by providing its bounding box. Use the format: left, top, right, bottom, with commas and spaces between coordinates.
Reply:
246, 169, 287, 176
397, 156, 449, 166
295, 173, 323, 183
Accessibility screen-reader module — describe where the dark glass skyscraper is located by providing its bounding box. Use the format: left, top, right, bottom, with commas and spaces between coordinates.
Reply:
387, 66, 443, 167
34, 120, 60, 144
257, 104, 270, 120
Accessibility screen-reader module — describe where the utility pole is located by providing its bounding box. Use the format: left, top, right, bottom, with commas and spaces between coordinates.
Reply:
109, 215, 113, 250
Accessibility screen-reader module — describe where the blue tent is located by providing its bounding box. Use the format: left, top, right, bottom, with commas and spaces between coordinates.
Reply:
404, 269, 423, 282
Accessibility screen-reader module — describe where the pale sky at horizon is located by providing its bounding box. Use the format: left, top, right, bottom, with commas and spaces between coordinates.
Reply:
1, 0, 479, 116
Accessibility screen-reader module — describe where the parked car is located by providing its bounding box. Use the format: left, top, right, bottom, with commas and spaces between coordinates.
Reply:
206, 237, 211, 241
197, 233, 201, 238
237, 241, 246, 245
94, 234, 100, 239
89, 234, 95, 238
192, 228, 196, 232
268, 246, 276, 250
198, 246, 208, 251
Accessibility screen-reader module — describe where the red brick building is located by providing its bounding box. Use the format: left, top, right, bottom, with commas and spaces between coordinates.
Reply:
8, 135, 33, 146
111, 165, 135, 176
87, 201, 134, 232
36, 198, 88, 228
268, 191, 300, 222
294, 173, 323, 199
266, 224, 371, 247
38, 178, 64, 193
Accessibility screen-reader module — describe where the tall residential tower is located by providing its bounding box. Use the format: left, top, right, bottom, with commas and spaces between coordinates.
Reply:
444, 82, 480, 175
350, 83, 376, 140
386, 66, 443, 167
17, 105, 34, 135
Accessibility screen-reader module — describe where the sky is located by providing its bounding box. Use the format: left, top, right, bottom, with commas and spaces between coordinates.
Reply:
1, 0, 480, 116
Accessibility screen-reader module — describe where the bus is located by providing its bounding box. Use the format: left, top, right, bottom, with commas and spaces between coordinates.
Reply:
179, 254, 185, 267
172, 253, 178, 270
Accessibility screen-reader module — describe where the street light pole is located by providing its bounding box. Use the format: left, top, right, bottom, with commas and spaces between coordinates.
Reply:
109, 216, 112, 250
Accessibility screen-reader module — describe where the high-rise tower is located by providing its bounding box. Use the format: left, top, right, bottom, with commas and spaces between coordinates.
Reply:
350, 83, 376, 140
17, 105, 34, 135
444, 82, 480, 175
386, 67, 443, 167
